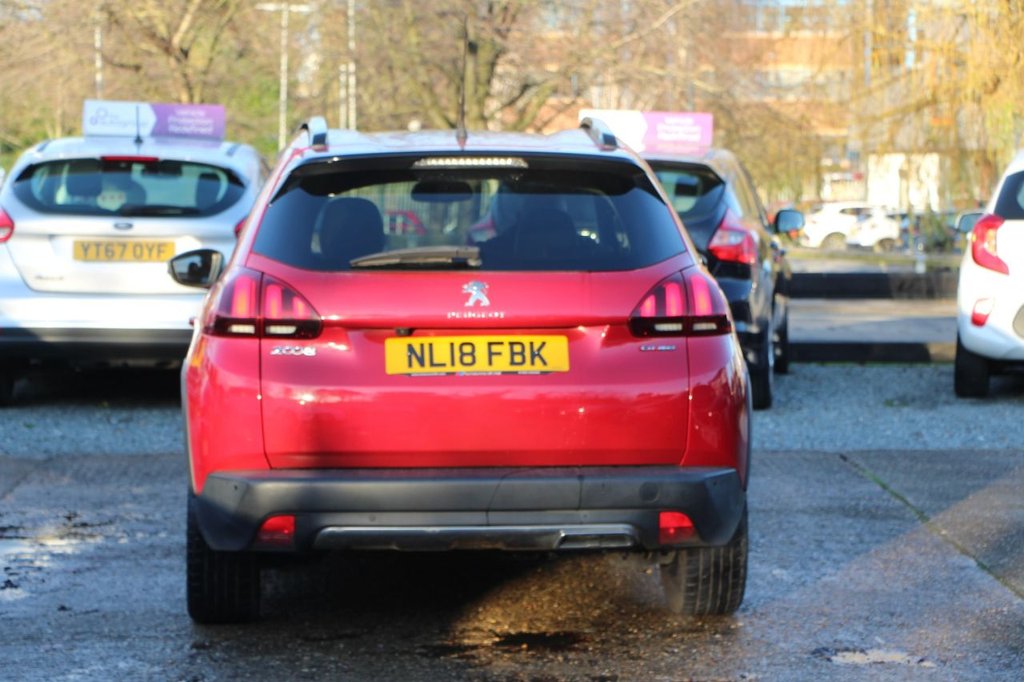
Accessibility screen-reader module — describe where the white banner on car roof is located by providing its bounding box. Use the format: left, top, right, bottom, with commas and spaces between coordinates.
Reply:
579, 109, 713, 154
83, 100, 225, 140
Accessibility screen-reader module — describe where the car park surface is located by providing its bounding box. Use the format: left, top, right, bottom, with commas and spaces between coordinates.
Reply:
171, 117, 752, 623
0, 363, 1021, 681
644, 149, 802, 410
0, 106, 264, 405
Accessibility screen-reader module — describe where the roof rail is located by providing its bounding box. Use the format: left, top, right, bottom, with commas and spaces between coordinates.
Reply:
579, 117, 618, 149
299, 116, 329, 147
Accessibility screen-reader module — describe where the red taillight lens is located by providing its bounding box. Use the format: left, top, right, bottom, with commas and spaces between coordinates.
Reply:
708, 210, 758, 265
262, 277, 321, 338
971, 298, 994, 327
255, 515, 296, 548
629, 270, 731, 337
658, 511, 696, 545
971, 214, 1009, 275
0, 207, 14, 243
233, 217, 247, 238
205, 267, 322, 338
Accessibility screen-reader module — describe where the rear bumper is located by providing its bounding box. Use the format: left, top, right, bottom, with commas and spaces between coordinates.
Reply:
193, 466, 746, 553
0, 326, 193, 366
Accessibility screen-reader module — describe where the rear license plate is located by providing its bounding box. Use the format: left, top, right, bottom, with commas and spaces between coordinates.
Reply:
385, 335, 569, 375
73, 240, 175, 262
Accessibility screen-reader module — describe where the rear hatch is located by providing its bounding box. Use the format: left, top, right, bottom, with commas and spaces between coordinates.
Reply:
242, 152, 700, 469
4, 156, 246, 294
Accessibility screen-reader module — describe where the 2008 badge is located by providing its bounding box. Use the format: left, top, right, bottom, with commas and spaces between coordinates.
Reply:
270, 346, 316, 357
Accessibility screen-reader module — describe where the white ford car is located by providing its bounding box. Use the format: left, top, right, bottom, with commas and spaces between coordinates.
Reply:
0, 114, 264, 404
955, 152, 1024, 397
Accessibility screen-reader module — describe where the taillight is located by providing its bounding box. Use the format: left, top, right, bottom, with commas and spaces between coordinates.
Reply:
0, 207, 14, 243
205, 267, 322, 338
971, 298, 994, 327
971, 214, 1009, 274
629, 270, 732, 337
233, 217, 247, 238
708, 209, 758, 265
658, 511, 696, 545
254, 515, 296, 548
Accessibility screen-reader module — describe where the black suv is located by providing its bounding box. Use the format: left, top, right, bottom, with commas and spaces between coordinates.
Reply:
645, 150, 803, 409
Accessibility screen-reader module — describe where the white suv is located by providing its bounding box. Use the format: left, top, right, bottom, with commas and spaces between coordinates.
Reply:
955, 153, 1024, 397
802, 201, 900, 251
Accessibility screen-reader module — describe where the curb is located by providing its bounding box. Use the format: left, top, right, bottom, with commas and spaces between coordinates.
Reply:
791, 341, 955, 364
790, 271, 958, 299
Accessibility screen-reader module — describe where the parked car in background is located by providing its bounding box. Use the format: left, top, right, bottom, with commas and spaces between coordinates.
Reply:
645, 149, 802, 409
954, 156, 1024, 397
0, 110, 264, 404
802, 201, 900, 251
171, 117, 752, 623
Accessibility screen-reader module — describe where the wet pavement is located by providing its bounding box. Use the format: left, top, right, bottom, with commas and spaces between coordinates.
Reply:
0, 367, 1021, 681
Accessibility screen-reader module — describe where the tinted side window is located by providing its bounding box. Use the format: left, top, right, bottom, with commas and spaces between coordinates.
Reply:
12, 158, 245, 217
253, 160, 686, 272
994, 170, 1024, 219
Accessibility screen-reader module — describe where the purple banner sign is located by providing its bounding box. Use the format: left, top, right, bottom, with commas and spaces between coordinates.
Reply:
151, 103, 225, 140
83, 100, 225, 140
641, 112, 713, 154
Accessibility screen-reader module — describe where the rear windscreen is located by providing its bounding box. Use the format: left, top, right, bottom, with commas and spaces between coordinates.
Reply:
252, 157, 687, 272
995, 170, 1024, 219
12, 158, 246, 217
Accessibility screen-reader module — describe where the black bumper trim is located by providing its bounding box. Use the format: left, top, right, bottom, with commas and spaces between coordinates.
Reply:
0, 327, 192, 364
193, 466, 745, 553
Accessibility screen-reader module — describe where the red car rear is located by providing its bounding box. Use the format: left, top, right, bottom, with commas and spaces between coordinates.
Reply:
172, 118, 751, 623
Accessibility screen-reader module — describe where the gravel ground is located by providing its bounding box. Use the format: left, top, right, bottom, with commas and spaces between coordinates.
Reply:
0, 363, 1022, 460
755, 363, 1024, 452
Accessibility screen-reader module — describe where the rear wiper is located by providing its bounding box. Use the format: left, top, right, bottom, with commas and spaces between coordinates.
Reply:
350, 246, 481, 269
118, 204, 200, 217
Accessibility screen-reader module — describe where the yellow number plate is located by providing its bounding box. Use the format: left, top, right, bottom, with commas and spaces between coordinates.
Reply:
385, 335, 569, 375
73, 240, 176, 262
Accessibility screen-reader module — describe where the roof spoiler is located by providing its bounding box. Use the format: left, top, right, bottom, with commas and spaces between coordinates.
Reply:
579, 117, 618, 149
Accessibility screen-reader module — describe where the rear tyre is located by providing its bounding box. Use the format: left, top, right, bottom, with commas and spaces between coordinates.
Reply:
187, 500, 261, 624
749, 329, 773, 410
660, 508, 748, 616
773, 312, 790, 375
954, 334, 990, 398
821, 233, 846, 250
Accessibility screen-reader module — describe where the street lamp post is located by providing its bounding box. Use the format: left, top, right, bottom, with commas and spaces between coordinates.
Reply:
256, 2, 313, 150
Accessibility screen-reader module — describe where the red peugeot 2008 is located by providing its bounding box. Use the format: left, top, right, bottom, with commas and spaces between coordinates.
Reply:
170, 117, 751, 623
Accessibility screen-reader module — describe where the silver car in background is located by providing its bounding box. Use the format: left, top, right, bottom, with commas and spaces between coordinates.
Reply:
0, 134, 264, 404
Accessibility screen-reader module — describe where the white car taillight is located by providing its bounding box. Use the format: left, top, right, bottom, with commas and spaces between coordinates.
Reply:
0, 207, 14, 243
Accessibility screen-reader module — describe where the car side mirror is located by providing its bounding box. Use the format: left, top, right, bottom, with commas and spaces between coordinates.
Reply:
772, 208, 804, 234
169, 249, 224, 289
956, 211, 983, 234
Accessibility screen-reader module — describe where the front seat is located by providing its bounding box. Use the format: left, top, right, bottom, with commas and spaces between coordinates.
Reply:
318, 197, 386, 268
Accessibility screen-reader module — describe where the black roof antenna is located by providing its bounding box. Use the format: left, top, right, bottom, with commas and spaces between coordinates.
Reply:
455, 14, 468, 148
134, 104, 143, 145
